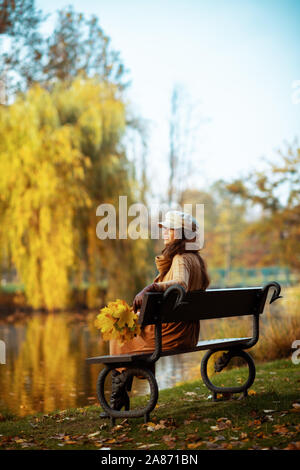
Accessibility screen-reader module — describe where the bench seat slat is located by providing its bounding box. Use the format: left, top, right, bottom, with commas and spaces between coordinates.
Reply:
85, 336, 252, 364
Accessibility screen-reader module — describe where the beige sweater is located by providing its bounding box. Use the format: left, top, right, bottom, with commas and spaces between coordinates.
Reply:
154, 252, 204, 292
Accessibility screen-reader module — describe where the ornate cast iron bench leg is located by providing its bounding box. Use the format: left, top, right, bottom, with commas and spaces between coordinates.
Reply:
200, 348, 256, 400
96, 365, 159, 427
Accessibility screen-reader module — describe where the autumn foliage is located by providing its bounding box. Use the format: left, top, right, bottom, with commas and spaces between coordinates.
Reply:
94, 299, 141, 344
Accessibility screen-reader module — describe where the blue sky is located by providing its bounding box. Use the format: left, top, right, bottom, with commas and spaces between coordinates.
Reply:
37, 0, 300, 203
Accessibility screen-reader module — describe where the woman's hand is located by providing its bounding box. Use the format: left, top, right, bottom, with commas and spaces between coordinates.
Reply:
132, 282, 160, 313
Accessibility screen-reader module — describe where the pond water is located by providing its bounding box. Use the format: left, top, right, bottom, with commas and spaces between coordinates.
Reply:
0, 312, 204, 417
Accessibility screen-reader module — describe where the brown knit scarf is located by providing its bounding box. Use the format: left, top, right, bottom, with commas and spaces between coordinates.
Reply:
153, 254, 172, 282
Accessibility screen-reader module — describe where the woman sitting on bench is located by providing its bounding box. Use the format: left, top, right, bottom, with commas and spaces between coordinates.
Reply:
107, 210, 210, 412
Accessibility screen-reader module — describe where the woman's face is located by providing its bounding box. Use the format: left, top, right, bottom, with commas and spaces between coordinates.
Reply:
162, 226, 176, 245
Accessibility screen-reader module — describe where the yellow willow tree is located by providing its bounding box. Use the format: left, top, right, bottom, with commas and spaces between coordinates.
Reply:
51, 77, 127, 296
50, 77, 154, 306
0, 83, 92, 309
0, 76, 153, 309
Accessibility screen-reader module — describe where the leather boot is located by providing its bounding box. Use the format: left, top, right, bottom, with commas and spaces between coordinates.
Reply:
100, 370, 130, 418
214, 352, 232, 373
110, 370, 130, 410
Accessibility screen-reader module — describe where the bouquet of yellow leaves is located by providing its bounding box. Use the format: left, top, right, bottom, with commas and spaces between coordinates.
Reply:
94, 298, 141, 345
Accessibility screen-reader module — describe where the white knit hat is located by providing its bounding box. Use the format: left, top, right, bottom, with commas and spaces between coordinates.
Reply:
158, 210, 198, 229
158, 210, 201, 248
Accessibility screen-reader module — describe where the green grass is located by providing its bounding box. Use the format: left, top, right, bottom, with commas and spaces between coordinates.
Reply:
0, 359, 299, 450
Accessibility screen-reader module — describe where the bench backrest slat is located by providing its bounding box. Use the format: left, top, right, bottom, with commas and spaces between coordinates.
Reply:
139, 287, 266, 326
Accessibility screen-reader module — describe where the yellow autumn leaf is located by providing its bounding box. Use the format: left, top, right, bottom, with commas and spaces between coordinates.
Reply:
187, 442, 202, 449
95, 299, 140, 344
94, 313, 115, 333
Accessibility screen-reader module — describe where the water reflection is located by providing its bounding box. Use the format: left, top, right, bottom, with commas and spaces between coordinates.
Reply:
0, 313, 202, 417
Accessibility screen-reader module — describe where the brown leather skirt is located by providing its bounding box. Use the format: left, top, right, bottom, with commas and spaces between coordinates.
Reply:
109, 320, 200, 356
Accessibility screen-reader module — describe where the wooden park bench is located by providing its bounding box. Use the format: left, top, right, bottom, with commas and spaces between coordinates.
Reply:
86, 281, 282, 426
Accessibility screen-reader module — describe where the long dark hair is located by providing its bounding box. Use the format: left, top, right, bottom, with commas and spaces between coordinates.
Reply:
158, 225, 210, 290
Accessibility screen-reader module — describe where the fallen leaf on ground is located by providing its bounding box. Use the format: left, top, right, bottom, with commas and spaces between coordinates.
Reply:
111, 425, 124, 431
284, 442, 300, 450
255, 432, 268, 439
273, 425, 290, 435
138, 443, 159, 449
146, 426, 155, 432
162, 435, 176, 448
187, 442, 203, 449
248, 419, 261, 427
210, 420, 231, 431
88, 431, 101, 438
